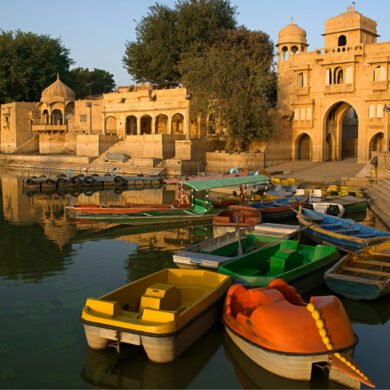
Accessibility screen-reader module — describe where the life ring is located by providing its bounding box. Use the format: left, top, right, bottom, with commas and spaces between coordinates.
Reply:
45, 178, 56, 185
26, 178, 34, 185
71, 176, 82, 185
83, 176, 96, 186
57, 177, 67, 186
114, 176, 125, 185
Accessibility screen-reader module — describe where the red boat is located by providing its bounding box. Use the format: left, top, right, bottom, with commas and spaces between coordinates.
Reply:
213, 205, 262, 227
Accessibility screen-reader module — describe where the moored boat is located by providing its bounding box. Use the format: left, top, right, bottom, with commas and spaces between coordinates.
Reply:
326, 195, 369, 215
217, 239, 339, 291
173, 224, 300, 269
223, 280, 374, 388
308, 202, 345, 217
213, 205, 262, 227
81, 269, 231, 363
247, 195, 307, 221
297, 207, 390, 251
325, 241, 390, 300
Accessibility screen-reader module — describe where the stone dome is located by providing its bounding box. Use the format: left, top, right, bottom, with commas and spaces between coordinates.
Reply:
277, 22, 308, 46
41, 73, 75, 103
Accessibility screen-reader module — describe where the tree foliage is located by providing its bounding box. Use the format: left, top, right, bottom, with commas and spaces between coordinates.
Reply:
68, 67, 116, 98
123, 0, 237, 87
0, 30, 73, 103
179, 27, 276, 149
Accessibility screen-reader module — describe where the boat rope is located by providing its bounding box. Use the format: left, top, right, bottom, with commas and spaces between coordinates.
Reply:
306, 300, 370, 383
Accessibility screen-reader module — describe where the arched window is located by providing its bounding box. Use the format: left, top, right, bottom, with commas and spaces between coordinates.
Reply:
334, 67, 343, 84
281, 46, 288, 61
373, 66, 386, 81
291, 46, 298, 54
105, 116, 117, 134
325, 69, 332, 85
338, 35, 347, 46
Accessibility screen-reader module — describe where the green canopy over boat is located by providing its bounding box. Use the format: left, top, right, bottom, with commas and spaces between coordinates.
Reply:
182, 175, 270, 192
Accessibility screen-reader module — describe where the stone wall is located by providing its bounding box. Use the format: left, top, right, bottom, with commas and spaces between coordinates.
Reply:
206, 151, 265, 173
0, 102, 38, 153
39, 134, 66, 154
76, 134, 118, 157
123, 134, 177, 159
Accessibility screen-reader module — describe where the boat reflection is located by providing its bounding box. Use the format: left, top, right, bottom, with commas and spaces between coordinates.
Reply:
222, 331, 346, 389
341, 295, 390, 325
81, 323, 222, 389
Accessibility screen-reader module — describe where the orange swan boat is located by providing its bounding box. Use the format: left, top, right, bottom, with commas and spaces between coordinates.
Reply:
223, 279, 375, 389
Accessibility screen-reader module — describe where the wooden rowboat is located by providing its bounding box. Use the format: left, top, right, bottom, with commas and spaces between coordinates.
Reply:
81, 269, 231, 363
247, 196, 307, 221
297, 207, 390, 251
325, 241, 390, 300
223, 280, 374, 388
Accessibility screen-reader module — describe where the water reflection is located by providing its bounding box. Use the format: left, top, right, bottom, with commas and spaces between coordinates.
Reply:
82, 323, 222, 389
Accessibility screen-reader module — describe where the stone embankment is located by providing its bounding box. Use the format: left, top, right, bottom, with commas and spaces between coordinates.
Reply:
364, 179, 390, 229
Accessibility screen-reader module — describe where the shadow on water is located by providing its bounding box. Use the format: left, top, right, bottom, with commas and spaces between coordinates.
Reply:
81, 323, 222, 389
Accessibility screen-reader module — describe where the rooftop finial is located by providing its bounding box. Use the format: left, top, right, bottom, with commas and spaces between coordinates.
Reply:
291, 16, 294, 24
56, 72, 60, 81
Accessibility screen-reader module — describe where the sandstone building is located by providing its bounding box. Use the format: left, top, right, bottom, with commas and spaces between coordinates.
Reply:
2, 5, 387, 171
277, 5, 390, 163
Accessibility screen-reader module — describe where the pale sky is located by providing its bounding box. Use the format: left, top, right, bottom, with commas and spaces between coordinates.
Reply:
1, 0, 389, 86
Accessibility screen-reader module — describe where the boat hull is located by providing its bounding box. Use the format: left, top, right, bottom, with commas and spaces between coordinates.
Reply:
218, 240, 339, 292
69, 210, 217, 225
81, 269, 231, 362
83, 300, 222, 363
224, 327, 359, 388
324, 242, 390, 300
297, 208, 390, 252
324, 277, 388, 300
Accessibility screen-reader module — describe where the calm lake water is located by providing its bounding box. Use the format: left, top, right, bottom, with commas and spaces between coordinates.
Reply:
0, 167, 389, 389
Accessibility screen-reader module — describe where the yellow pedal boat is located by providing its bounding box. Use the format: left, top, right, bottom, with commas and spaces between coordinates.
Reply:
81, 269, 231, 363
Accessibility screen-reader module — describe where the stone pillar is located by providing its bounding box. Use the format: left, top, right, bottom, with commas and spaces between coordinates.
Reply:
384, 106, 390, 152
102, 113, 106, 135
184, 107, 190, 140
151, 116, 156, 134
167, 116, 172, 135
137, 116, 141, 135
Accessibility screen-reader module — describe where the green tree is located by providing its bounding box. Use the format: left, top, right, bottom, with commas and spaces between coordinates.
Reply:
179, 27, 276, 150
68, 67, 116, 98
123, 0, 237, 87
0, 30, 73, 103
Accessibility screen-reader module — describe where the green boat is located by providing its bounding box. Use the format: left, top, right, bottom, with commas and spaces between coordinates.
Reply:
173, 224, 300, 269
218, 240, 339, 292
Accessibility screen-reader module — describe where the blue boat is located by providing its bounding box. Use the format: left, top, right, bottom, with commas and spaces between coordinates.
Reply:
297, 208, 390, 251
247, 195, 307, 221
